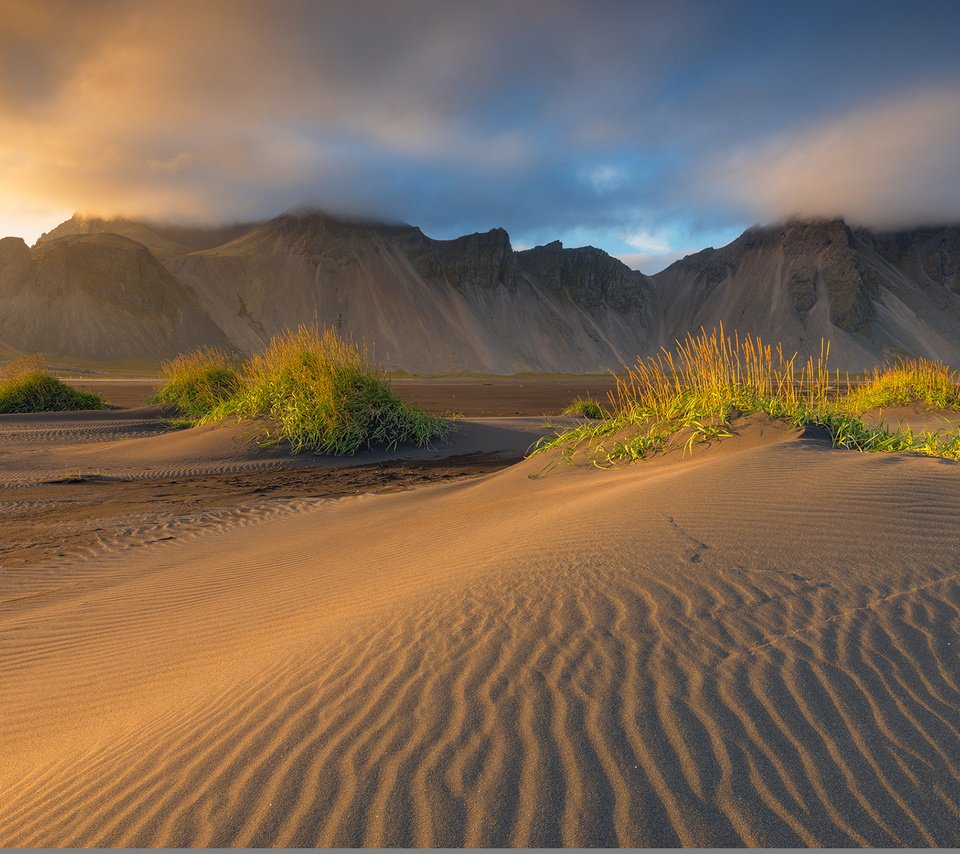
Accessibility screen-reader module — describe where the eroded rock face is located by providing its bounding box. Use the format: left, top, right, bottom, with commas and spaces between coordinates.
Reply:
7, 210, 960, 372
823, 254, 876, 334
32, 234, 183, 314
772, 220, 875, 333
921, 238, 960, 292
408, 227, 519, 291
0, 233, 231, 361
864, 225, 960, 294
787, 265, 817, 313
0, 237, 31, 282
516, 241, 654, 313
653, 218, 960, 369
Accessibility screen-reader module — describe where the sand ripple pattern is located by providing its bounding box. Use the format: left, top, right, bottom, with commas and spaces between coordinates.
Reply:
0, 496, 326, 611
1, 428, 959, 846
0, 409, 307, 486
0, 410, 170, 446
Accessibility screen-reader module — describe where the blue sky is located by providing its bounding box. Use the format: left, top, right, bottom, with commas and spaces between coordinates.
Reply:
2, 0, 959, 271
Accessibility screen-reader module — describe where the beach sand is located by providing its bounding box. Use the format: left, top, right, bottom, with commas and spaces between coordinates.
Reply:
0, 398, 958, 846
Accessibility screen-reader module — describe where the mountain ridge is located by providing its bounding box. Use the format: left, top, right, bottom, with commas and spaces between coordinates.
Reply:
3, 211, 960, 372
654, 218, 960, 368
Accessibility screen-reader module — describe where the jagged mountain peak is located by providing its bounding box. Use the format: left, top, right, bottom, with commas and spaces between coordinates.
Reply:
3, 212, 960, 371
653, 217, 960, 369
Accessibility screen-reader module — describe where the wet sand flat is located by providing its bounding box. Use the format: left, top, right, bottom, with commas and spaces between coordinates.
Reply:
0, 403, 959, 846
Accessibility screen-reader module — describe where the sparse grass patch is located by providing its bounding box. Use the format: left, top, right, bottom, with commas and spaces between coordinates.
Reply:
839, 358, 960, 414
807, 411, 960, 460
151, 346, 242, 421
168, 327, 449, 455
0, 356, 105, 413
531, 326, 960, 466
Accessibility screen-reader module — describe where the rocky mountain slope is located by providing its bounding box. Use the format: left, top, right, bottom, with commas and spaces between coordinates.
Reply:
9, 212, 657, 372
654, 219, 960, 370
2, 212, 959, 372
0, 232, 231, 363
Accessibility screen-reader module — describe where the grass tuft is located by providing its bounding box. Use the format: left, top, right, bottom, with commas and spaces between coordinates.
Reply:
151, 346, 242, 421
840, 358, 960, 414
0, 355, 105, 413
163, 327, 449, 455
532, 325, 960, 466
563, 397, 605, 418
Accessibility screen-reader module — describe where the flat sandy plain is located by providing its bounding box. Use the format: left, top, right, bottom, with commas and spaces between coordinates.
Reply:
1, 379, 959, 846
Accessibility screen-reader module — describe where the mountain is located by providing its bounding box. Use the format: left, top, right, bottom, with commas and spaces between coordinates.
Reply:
0, 232, 231, 363
2, 211, 960, 373
35, 215, 257, 259
4, 212, 657, 372
654, 219, 960, 370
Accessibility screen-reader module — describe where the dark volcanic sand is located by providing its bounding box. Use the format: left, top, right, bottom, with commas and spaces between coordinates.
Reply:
0, 455, 507, 570
4, 380, 592, 570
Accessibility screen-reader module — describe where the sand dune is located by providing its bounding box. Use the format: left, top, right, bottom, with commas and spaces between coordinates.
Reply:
1, 414, 958, 846
861, 403, 960, 434
0, 406, 564, 486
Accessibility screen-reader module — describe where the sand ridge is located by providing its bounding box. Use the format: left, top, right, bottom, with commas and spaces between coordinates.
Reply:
1, 415, 959, 846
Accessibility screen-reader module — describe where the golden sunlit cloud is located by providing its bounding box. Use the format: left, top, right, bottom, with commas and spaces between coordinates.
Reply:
1, 0, 959, 247
0, 0, 540, 234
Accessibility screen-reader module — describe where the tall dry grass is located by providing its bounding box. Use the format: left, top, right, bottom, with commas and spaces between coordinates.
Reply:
535, 326, 960, 464
0, 354, 48, 381
611, 325, 836, 421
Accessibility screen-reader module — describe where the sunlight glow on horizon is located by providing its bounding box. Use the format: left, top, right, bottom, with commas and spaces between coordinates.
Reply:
2, 1, 959, 259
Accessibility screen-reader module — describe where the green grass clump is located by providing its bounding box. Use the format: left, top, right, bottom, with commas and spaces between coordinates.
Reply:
563, 397, 605, 418
0, 356, 105, 413
151, 346, 242, 421
812, 410, 960, 459
532, 325, 960, 466
172, 327, 449, 455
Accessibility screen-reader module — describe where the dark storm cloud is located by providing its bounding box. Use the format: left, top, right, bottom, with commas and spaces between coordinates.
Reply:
2, 0, 960, 251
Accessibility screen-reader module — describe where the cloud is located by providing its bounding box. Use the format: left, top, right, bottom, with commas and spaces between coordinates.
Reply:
0, 0, 126, 111
583, 165, 629, 194
616, 249, 699, 275
618, 230, 672, 255
2, 0, 960, 248
703, 87, 960, 228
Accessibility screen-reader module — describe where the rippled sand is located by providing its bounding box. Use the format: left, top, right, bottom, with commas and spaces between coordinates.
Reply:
1, 413, 958, 846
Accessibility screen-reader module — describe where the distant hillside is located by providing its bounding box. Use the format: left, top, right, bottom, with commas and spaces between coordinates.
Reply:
5, 211, 657, 373
653, 219, 960, 370
0, 232, 231, 363
35, 215, 257, 258
3, 211, 960, 373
